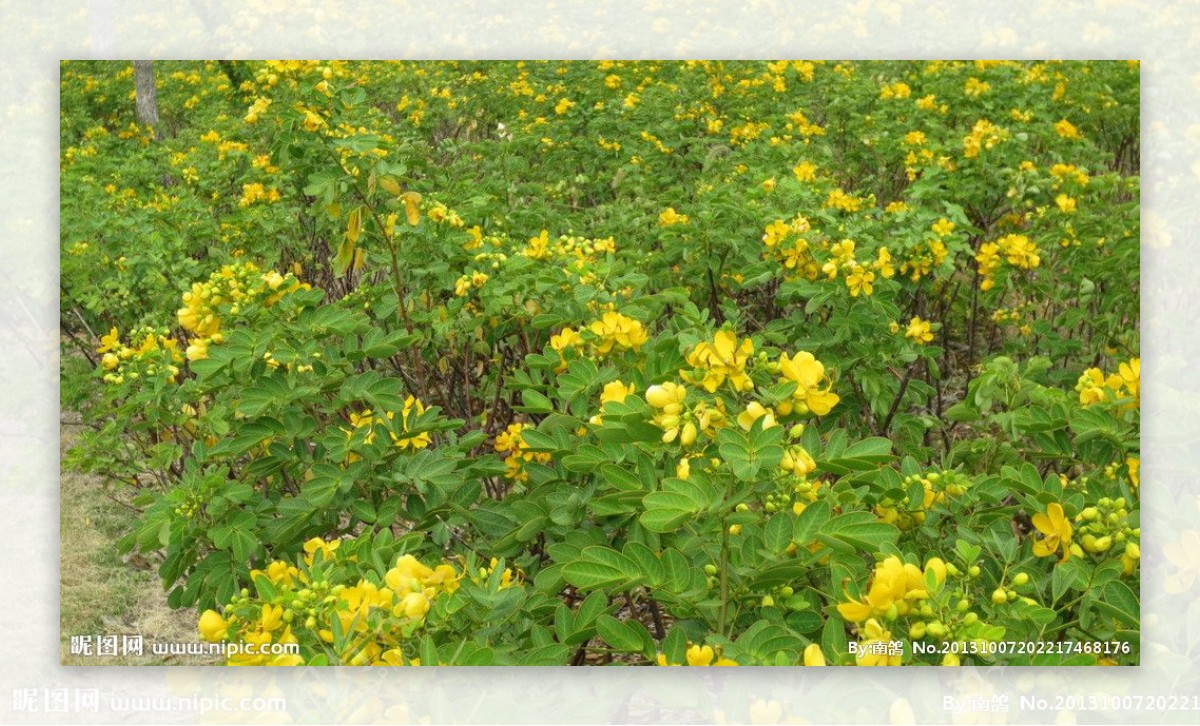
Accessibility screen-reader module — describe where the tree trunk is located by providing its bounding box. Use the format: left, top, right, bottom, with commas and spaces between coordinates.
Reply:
133, 60, 160, 138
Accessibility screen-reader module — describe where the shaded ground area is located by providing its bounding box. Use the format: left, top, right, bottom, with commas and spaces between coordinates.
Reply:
60, 415, 216, 665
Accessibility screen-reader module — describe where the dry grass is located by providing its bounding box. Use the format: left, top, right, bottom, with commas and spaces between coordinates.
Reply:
60, 416, 217, 665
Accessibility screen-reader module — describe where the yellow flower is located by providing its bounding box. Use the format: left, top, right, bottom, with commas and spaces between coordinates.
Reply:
873, 247, 896, 278
1031, 502, 1073, 562
600, 380, 636, 406
589, 312, 648, 355
803, 643, 826, 666
198, 610, 229, 642
1119, 358, 1140, 400
825, 188, 863, 213
776, 352, 840, 416
736, 401, 777, 431
686, 329, 755, 392
300, 108, 326, 132
675, 643, 738, 666
97, 326, 121, 353
687, 644, 715, 666
837, 555, 930, 623
1055, 118, 1081, 139
259, 603, 284, 632
855, 619, 902, 666
845, 266, 875, 297
964, 77, 991, 97
646, 382, 687, 410
1126, 456, 1139, 489
399, 591, 431, 619
905, 317, 934, 344
880, 82, 911, 99
400, 192, 422, 225
550, 326, 581, 353
762, 219, 791, 248
185, 340, 209, 361
302, 537, 341, 565
997, 233, 1041, 269
659, 207, 689, 226
792, 161, 818, 182
931, 218, 956, 237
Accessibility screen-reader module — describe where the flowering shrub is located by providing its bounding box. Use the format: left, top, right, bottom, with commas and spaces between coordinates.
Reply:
61, 60, 1139, 665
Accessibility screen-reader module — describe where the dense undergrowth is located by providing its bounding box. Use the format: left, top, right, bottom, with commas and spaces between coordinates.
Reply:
60, 60, 1139, 665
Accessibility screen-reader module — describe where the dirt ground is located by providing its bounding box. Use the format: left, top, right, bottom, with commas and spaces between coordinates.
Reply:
59, 415, 216, 665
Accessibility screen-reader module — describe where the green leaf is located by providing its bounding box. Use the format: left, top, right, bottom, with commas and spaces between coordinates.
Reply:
762, 512, 793, 553
819, 512, 900, 551
597, 615, 644, 652
561, 547, 641, 590
517, 428, 558, 452
793, 500, 831, 544
640, 491, 699, 533
518, 389, 555, 414
1051, 558, 1089, 602
599, 464, 643, 491
842, 437, 893, 457
1094, 581, 1139, 628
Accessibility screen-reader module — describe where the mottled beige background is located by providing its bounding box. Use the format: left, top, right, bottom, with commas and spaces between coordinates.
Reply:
4, 0, 1191, 722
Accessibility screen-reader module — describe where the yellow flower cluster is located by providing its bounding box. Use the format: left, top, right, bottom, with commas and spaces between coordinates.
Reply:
521, 230, 616, 283
963, 77, 991, 97
962, 119, 1008, 159
198, 548, 462, 666
658, 207, 689, 226
494, 422, 552, 482
1049, 163, 1090, 186
1076, 358, 1139, 411
825, 188, 865, 213
343, 396, 432, 455
646, 382, 694, 445
975, 234, 1041, 291
874, 471, 967, 530
837, 555, 945, 623
96, 326, 182, 385
243, 96, 271, 123
905, 316, 934, 344
177, 261, 309, 361
239, 182, 281, 207
761, 217, 821, 281
898, 238, 949, 282
454, 271, 489, 297
792, 161, 818, 182
1054, 118, 1081, 139
1074, 496, 1139, 574
588, 311, 648, 355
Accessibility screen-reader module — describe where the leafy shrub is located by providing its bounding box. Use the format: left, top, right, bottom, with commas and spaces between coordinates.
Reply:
61, 59, 1139, 665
